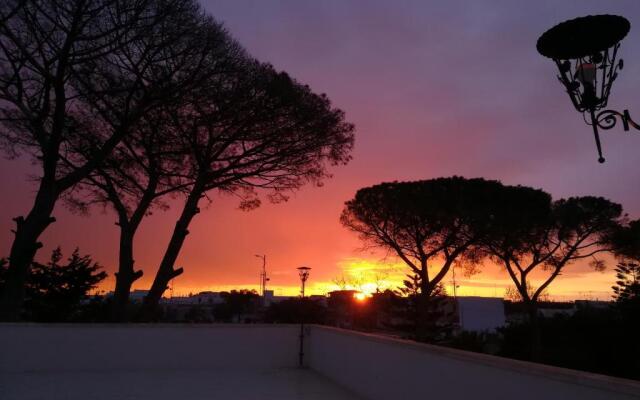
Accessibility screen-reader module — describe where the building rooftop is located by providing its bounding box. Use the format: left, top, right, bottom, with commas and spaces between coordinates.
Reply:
5, 367, 359, 400
1, 323, 638, 400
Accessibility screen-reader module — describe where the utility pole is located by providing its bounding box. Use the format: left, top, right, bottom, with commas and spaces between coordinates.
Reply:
451, 264, 462, 328
451, 264, 458, 299
255, 254, 269, 306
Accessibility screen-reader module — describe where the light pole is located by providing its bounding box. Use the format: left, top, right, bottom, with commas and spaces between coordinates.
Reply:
537, 14, 638, 163
255, 254, 268, 301
297, 266, 311, 367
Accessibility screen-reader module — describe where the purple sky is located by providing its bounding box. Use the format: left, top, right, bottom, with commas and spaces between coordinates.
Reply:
1, 1, 640, 297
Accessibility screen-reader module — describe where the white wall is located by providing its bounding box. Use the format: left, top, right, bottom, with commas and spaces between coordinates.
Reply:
3, 323, 639, 400
0, 324, 299, 372
308, 326, 640, 400
457, 296, 505, 332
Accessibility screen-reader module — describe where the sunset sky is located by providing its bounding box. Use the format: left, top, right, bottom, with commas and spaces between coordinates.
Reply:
2, 0, 640, 300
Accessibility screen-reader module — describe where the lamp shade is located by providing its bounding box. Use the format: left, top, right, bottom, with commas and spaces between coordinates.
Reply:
537, 15, 629, 60
537, 15, 630, 113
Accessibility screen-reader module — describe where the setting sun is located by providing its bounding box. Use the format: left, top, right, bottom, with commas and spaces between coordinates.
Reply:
353, 292, 368, 301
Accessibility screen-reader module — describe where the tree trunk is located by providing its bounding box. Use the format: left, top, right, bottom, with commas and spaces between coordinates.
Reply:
415, 271, 432, 341
107, 172, 158, 321
526, 302, 542, 362
0, 179, 57, 320
111, 226, 143, 321
138, 185, 203, 320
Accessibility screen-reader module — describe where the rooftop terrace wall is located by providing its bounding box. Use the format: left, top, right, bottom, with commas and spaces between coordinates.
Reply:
1, 324, 639, 399
0, 324, 299, 372
307, 326, 640, 400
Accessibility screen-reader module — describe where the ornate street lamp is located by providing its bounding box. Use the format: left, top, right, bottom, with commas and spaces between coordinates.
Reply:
297, 266, 311, 367
297, 266, 311, 297
537, 14, 639, 163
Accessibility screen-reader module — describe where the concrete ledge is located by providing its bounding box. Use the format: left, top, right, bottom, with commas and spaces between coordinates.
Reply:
0, 323, 300, 373
2, 323, 638, 400
308, 325, 640, 400
0, 322, 297, 329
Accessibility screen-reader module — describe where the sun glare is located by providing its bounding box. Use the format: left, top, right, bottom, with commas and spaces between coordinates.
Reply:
353, 292, 368, 301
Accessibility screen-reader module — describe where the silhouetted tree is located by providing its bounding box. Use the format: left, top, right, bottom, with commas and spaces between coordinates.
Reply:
213, 290, 260, 322
483, 194, 623, 359
612, 262, 640, 303
0, 258, 6, 283
139, 61, 355, 319
499, 304, 640, 380
609, 263, 640, 377
367, 289, 407, 329
0, 0, 207, 319
341, 178, 517, 339
67, 12, 247, 321
610, 219, 640, 262
72, 119, 189, 321
0, 248, 106, 321
183, 305, 211, 323
397, 279, 453, 342
610, 219, 640, 301
341, 178, 511, 299
266, 298, 327, 324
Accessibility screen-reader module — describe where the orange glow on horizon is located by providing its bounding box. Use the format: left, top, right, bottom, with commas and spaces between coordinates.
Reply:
90, 257, 618, 302
2, 1, 638, 318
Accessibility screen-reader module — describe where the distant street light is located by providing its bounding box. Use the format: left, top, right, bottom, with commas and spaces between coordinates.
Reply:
537, 14, 639, 163
297, 266, 311, 367
297, 266, 311, 297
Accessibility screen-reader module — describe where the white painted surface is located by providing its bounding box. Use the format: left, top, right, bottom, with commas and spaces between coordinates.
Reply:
308, 326, 640, 400
456, 296, 506, 332
1, 324, 639, 400
0, 324, 361, 400
2, 368, 360, 400
0, 324, 299, 372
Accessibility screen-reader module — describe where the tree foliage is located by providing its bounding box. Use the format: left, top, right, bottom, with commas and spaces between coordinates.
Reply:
484, 195, 622, 307
65, 8, 248, 321
340, 177, 511, 297
212, 290, 260, 322
0, 248, 107, 321
0, 0, 210, 319
140, 58, 355, 318
483, 192, 622, 360
610, 220, 640, 303
612, 262, 640, 303
610, 219, 640, 305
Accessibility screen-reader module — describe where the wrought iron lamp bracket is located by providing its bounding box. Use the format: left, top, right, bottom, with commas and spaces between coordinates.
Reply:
537, 15, 633, 163
590, 109, 640, 131
585, 108, 639, 164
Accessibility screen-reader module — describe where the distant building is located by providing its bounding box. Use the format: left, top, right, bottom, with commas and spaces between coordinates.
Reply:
129, 290, 149, 303
103, 289, 149, 303
574, 299, 612, 310
455, 296, 506, 332
263, 290, 299, 306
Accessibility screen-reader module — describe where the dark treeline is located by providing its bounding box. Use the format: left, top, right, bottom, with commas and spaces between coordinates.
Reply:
125, 279, 639, 380
0, 0, 354, 321
340, 176, 639, 379
0, 248, 107, 322
340, 177, 628, 357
